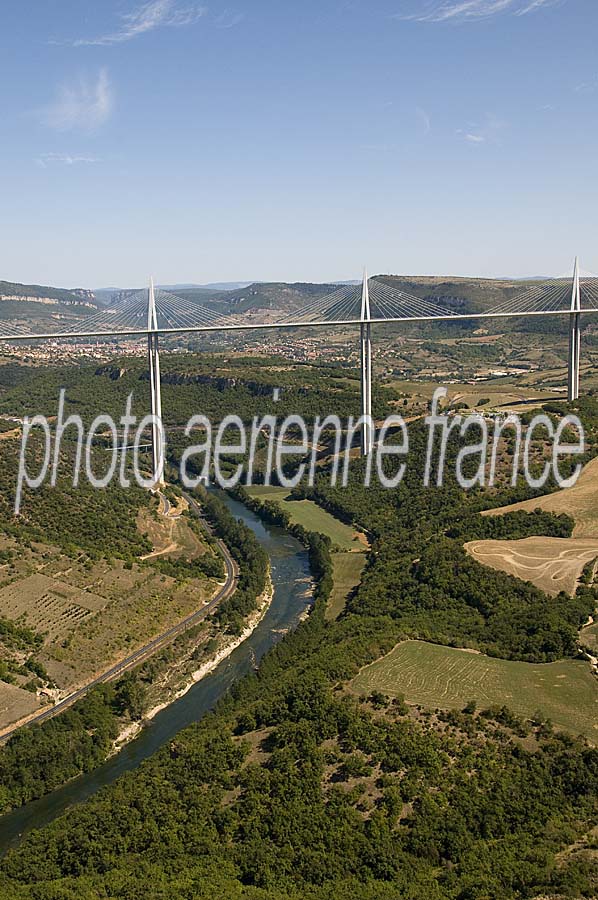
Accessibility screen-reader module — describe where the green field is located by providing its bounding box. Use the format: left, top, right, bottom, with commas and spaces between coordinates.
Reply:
352, 640, 598, 741
327, 552, 366, 621
246, 485, 366, 551
581, 622, 598, 654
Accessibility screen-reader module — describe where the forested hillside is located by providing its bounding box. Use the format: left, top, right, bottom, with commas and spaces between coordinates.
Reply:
0, 358, 596, 898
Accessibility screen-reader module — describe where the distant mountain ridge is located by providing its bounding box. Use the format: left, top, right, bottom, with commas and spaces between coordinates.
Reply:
0, 274, 566, 332
0, 280, 96, 307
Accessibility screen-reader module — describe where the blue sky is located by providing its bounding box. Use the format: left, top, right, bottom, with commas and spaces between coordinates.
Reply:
0, 0, 596, 287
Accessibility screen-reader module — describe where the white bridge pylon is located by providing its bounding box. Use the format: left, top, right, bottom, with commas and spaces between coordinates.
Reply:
147, 278, 166, 487
360, 271, 372, 457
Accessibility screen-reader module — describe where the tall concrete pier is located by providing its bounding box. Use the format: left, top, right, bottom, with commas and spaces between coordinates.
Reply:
360, 270, 373, 456
147, 278, 165, 485
568, 257, 581, 402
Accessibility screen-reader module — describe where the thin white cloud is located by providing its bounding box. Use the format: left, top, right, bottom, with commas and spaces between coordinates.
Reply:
457, 113, 505, 144
215, 9, 245, 29
71, 0, 207, 46
39, 70, 113, 132
575, 76, 598, 93
36, 154, 102, 168
416, 105, 431, 134
455, 113, 507, 146
398, 0, 560, 23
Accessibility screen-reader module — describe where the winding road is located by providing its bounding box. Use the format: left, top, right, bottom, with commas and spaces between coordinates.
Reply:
0, 494, 238, 743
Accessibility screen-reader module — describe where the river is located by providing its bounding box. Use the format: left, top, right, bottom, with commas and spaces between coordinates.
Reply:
0, 492, 312, 854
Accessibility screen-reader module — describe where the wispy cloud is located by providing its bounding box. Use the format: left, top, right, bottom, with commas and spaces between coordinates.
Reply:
36, 153, 102, 168
574, 76, 598, 94
215, 9, 245, 29
457, 113, 505, 144
397, 0, 560, 23
70, 0, 207, 46
38, 70, 113, 132
415, 106, 431, 134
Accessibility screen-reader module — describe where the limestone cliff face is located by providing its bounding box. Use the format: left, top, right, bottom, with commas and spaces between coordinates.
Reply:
0, 294, 60, 306
94, 365, 276, 397
69, 289, 97, 307
0, 293, 96, 309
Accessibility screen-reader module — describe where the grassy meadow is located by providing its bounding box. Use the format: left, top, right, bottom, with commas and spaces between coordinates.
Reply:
352, 640, 598, 741
246, 485, 366, 551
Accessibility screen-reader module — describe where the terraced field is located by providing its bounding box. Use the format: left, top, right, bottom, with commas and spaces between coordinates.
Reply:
352, 640, 598, 740
0, 573, 106, 640
0, 498, 218, 723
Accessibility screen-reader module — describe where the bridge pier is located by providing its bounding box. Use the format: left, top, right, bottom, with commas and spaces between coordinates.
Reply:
360, 321, 372, 455
568, 314, 581, 402
568, 257, 581, 403
148, 279, 165, 485
360, 271, 373, 457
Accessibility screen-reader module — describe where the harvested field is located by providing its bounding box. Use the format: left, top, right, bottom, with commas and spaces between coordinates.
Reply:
484, 456, 598, 538
385, 379, 557, 411
464, 537, 598, 596
352, 640, 598, 741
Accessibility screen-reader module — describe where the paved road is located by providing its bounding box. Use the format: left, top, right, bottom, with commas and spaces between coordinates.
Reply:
0, 494, 238, 743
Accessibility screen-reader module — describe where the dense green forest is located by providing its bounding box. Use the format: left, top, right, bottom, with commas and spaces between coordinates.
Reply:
0, 358, 595, 897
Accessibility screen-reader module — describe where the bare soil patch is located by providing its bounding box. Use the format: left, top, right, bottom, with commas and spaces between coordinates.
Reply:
0, 682, 42, 727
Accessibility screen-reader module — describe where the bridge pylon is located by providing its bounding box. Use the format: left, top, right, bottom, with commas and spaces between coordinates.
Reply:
147, 277, 165, 486
360, 269, 373, 456
568, 257, 581, 402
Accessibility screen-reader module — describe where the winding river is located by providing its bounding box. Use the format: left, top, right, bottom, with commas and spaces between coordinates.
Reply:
0, 493, 312, 854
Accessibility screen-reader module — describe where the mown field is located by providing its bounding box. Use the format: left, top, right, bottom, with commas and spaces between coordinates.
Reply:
466, 457, 598, 595
465, 536, 598, 596
246, 485, 367, 551
327, 552, 366, 621
352, 640, 598, 741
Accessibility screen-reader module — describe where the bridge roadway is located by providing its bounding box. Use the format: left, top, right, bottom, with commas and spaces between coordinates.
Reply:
1, 304, 598, 343
0, 493, 239, 743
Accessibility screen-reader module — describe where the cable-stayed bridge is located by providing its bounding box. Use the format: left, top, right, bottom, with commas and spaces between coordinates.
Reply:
1, 260, 595, 482
2, 267, 598, 339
